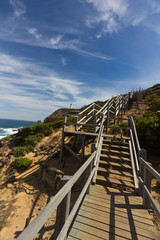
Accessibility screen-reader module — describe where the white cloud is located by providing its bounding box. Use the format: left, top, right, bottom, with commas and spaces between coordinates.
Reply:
50, 34, 64, 47
28, 28, 41, 39
61, 56, 67, 66
86, 0, 128, 17
132, 16, 146, 26
9, 0, 26, 17
86, 0, 128, 33
0, 53, 115, 120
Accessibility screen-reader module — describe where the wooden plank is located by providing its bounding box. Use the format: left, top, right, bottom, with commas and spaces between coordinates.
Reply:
129, 140, 139, 190
89, 190, 142, 204
102, 144, 129, 151
75, 215, 157, 240
103, 139, 129, 146
64, 130, 98, 137
67, 236, 79, 240
80, 205, 155, 232
17, 151, 97, 240
89, 190, 142, 205
100, 154, 131, 162
101, 148, 130, 156
99, 160, 132, 170
64, 145, 81, 161
56, 166, 96, 240
96, 175, 135, 188
76, 210, 159, 239
140, 157, 160, 182
72, 221, 126, 240
84, 195, 151, 217
90, 184, 133, 194
82, 200, 154, 226
69, 227, 103, 240
103, 134, 130, 140
97, 168, 133, 178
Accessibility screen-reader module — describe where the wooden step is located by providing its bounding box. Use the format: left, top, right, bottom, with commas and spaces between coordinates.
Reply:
99, 160, 132, 171
98, 167, 133, 181
100, 154, 131, 163
101, 148, 130, 157
96, 175, 135, 189
102, 143, 129, 151
103, 139, 129, 146
103, 134, 130, 140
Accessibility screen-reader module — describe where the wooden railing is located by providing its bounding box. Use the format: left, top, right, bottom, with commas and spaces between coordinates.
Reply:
17, 89, 147, 240
17, 150, 97, 240
129, 116, 160, 218
62, 90, 134, 133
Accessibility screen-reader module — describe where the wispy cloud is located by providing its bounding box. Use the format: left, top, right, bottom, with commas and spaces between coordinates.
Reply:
0, 52, 115, 120
0, 1, 114, 61
85, 0, 128, 34
60, 56, 67, 66
28, 28, 41, 39
85, 0, 160, 37
9, 0, 26, 17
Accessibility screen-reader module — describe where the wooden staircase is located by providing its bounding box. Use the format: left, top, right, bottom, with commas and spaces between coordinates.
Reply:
96, 136, 135, 192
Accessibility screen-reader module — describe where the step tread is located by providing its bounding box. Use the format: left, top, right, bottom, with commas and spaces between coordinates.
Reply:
103, 134, 130, 140
98, 167, 133, 178
103, 140, 129, 146
96, 175, 135, 188
102, 149, 130, 156
102, 144, 129, 151
99, 160, 132, 169
100, 154, 131, 162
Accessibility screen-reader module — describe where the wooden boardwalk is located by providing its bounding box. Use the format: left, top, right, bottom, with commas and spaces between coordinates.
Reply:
68, 185, 159, 240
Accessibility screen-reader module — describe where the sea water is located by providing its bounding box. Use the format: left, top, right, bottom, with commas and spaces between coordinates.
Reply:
0, 118, 36, 139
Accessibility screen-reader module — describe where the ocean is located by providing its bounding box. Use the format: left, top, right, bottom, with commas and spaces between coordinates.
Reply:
0, 118, 36, 140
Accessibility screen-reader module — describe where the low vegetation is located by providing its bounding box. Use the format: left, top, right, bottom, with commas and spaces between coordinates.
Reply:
109, 122, 128, 135
135, 85, 160, 155
13, 119, 64, 157
15, 158, 33, 171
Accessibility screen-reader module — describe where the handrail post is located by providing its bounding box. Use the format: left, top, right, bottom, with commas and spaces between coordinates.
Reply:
143, 165, 152, 208
106, 103, 110, 133
75, 117, 78, 131
94, 115, 97, 133
139, 149, 147, 196
86, 143, 96, 193
117, 99, 120, 124
63, 115, 67, 132
55, 176, 72, 239
127, 117, 131, 137
114, 100, 116, 125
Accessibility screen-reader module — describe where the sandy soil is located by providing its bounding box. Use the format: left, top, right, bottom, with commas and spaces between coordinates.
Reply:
0, 125, 93, 239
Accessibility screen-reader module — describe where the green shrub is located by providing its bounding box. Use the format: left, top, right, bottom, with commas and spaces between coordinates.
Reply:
135, 112, 160, 154
110, 122, 128, 135
15, 158, 33, 170
13, 145, 33, 157
145, 93, 160, 112
14, 119, 63, 147
24, 134, 43, 146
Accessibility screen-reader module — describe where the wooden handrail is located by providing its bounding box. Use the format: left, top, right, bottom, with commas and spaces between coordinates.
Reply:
17, 151, 97, 240
130, 116, 140, 151
139, 157, 160, 182
129, 140, 139, 191
129, 117, 160, 218
78, 102, 95, 115
130, 129, 140, 174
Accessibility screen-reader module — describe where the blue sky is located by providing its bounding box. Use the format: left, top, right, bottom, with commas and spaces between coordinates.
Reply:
0, 0, 160, 121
